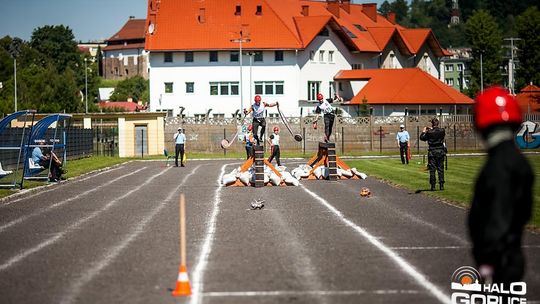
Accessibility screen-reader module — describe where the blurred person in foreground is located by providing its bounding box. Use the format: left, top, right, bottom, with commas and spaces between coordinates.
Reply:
469, 86, 533, 284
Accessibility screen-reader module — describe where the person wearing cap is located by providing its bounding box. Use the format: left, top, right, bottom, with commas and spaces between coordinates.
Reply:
313, 93, 335, 142
468, 86, 533, 284
173, 128, 186, 167
267, 126, 281, 166
244, 124, 254, 159
420, 117, 446, 190
396, 124, 410, 164
244, 95, 278, 146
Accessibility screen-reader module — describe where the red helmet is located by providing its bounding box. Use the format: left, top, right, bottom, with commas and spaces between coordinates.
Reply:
247, 124, 253, 131
317, 93, 324, 101
273, 126, 279, 132
254, 95, 261, 102
474, 86, 522, 131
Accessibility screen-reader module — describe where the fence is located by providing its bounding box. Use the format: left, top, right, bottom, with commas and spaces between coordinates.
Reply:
164, 114, 540, 155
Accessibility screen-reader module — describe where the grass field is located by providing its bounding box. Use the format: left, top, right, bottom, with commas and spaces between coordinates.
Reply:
345, 155, 540, 229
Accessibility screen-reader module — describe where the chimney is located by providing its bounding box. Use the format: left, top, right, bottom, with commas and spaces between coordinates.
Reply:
301, 5, 309, 16
362, 3, 377, 22
387, 11, 396, 24
340, 0, 351, 14
326, 0, 340, 18
198, 8, 206, 23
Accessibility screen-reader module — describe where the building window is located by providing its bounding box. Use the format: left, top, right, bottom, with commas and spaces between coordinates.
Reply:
307, 81, 321, 101
256, 5, 262, 15
309, 51, 315, 61
275, 50, 283, 62
185, 51, 194, 62
209, 51, 218, 62
328, 51, 334, 63
254, 81, 284, 95
457, 64, 463, 71
352, 63, 363, 70
235, 5, 241, 15
319, 50, 325, 62
164, 52, 173, 63
164, 82, 173, 93
254, 51, 263, 62
445, 64, 454, 72
210, 82, 239, 96
230, 51, 239, 62
186, 82, 194, 93
339, 82, 343, 91
445, 79, 454, 86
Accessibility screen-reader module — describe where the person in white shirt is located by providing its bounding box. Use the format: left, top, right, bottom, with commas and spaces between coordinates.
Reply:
267, 126, 281, 166
173, 128, 186, 167
244, 95, 278, 146
312, 93, 335, 142
396, 124, 410, 164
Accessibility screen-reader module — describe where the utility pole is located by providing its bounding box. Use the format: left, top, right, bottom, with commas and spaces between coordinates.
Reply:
504, 38, 521, 95
9, 38, 22, 112
230, 25, 251, 115
84, 57, 88, 114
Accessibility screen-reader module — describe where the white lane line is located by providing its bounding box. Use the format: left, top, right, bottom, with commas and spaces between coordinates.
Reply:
60, 165, 201, 304
202, 289, 421, 297
389, 246, 468, 250
1, 164, 126, 207
0, 167, 146, 233
0, 167, 169, 272
301, 185, 452, 304
190, 164, 228, 304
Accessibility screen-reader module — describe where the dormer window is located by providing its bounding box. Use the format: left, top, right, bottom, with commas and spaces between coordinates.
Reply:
235, 5, 241, 16
256, 5, 262, 15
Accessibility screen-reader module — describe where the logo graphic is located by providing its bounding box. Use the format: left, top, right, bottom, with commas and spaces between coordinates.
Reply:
450, 266, 482, 291
516, 121, 540, 149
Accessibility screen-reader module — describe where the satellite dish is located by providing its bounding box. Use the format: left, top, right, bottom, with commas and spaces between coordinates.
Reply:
148, 23, 155, 34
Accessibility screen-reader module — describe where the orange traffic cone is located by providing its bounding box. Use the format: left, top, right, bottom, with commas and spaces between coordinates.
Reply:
171, 265, 192, 296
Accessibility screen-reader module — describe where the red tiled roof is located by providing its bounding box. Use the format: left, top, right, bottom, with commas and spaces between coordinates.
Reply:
103, 43, 145, 51
145, 0, 446, 56
516, 84, 540, 113
98, 102, 146, 112
107, 19, 146, 42
334, 68, 474, 105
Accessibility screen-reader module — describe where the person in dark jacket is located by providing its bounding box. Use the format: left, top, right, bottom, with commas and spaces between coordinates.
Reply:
420, 118, 446, 191
469, 86, 533, 284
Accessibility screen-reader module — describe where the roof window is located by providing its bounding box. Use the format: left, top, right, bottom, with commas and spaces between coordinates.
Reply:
341, 26, 357, 38
353, 24, 366, 32
235, 5, 241, 16
256, 5, 262, 15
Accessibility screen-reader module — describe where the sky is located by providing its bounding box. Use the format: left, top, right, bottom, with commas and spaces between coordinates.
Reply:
0, 0, 393, 42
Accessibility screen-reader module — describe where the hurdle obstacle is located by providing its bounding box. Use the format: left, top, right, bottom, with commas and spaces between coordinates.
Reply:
305, 142, 359, 180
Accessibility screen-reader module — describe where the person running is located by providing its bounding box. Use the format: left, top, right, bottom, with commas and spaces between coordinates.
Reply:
420, 118, 446, 191
312, 93, 335, 142
267, 126, 281, 166
173, 128, 186, 167
469, 86, 533, 284
396, 124, 410, 164
244, 95, 278, 146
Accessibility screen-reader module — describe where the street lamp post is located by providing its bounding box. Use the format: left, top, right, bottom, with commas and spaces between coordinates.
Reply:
14, 58, 17, 112
230, 27, 251, 116
84, 58, 88, 114
480, 52, 483, 92
9, 38, 22, 112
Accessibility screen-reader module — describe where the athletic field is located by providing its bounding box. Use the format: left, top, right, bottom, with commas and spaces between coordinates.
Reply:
0, 160, 538, 303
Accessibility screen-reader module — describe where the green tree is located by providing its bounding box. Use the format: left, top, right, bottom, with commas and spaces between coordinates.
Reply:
30, 25, 79, 73
109, 76, 149, 103
391, 0, 410, 24
378, 1, 392, 17
515, 6, 540, 89
465, 9, 502, 95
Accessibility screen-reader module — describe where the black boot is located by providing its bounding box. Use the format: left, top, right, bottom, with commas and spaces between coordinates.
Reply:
439, 183, 444, 190
430, 184, 436, 191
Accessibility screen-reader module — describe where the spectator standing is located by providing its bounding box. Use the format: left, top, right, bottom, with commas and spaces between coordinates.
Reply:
173, 128, 186, 167
420, 118, 446, 191
396, 124, 410, 164
267, 126, 281, 166
469, 86, 533, 284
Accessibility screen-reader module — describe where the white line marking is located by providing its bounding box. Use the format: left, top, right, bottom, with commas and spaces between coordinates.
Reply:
60, 165, 201, 304
300, 185, 452, 304
202, 289, 421, 297
1, 164, 125, 207
0, 167, 146, 233
0, 167, 169, 272
190, 164, 227, 304
389, 246, 468, 250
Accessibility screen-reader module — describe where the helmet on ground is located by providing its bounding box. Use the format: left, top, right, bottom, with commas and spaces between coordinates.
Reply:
248, 124, 253, 131
474, 86, 522, 131
254, 95, 261, 102
316, 93, 324, 101
273, 126, 279, 132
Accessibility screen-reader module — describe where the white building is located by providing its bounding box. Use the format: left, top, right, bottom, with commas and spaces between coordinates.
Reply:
144, 0, 452, 118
